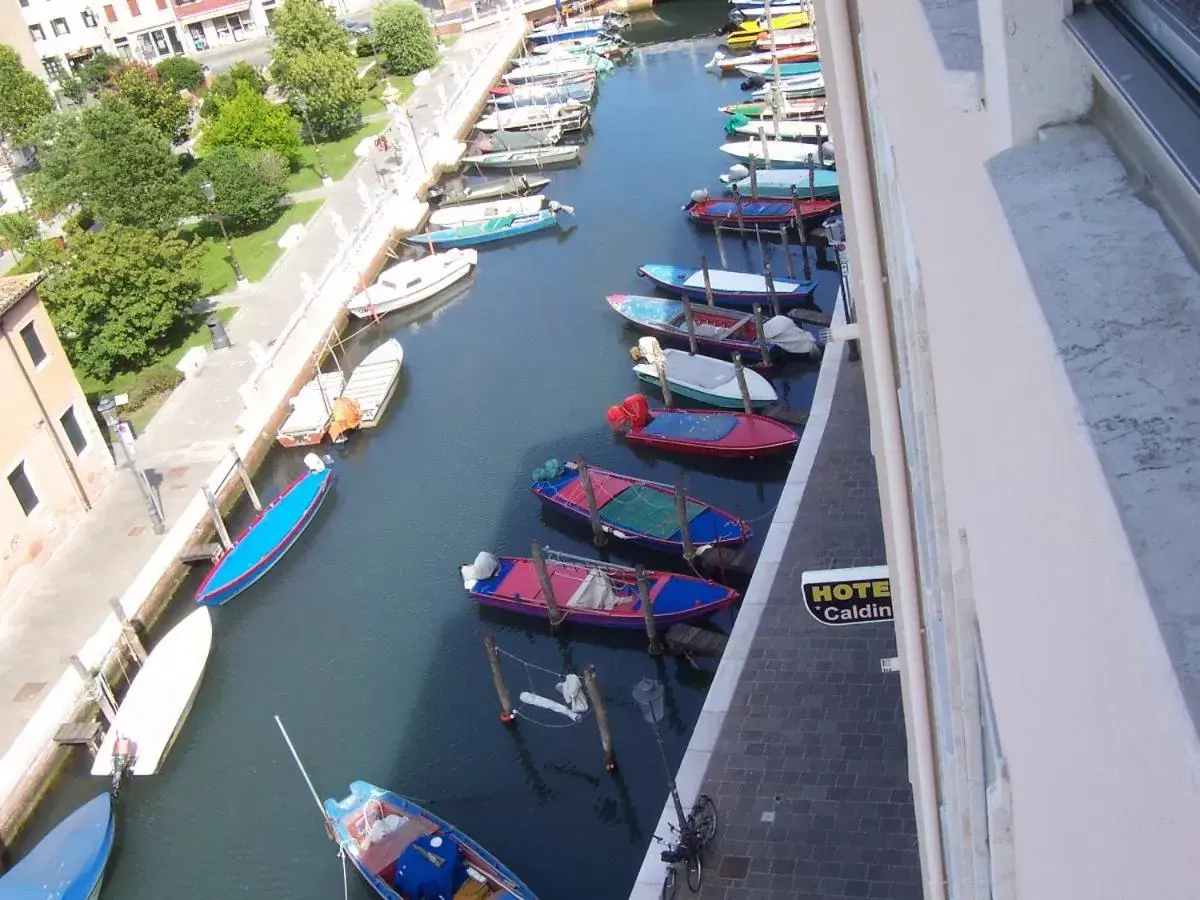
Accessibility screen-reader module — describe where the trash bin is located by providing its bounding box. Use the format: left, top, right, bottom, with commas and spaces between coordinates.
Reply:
207, 317, 231, 350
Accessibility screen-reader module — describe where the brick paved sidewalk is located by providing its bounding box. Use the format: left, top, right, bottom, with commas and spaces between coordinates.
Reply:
696, 359, 923, 900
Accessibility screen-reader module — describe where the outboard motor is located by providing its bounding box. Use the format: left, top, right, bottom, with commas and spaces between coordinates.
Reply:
111, 735, 137, 800
740, 75, 767, 92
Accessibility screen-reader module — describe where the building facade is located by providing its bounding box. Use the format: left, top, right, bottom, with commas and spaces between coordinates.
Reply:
0, 275, 113, 608
814, 0, 1200, 898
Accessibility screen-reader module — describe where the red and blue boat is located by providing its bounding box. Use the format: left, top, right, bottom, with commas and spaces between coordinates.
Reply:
530, 459, 751, 553
607, 395, 799, 458
0, 792, 114, 899
324, 780, 538, 900
460, 550, 739, 628
685, 195, 839, 227
636, 263, 816, 308
606, 293, 783, 363
195, 455, 334, 607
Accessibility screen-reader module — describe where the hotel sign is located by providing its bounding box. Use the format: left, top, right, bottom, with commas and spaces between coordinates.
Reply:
801, 565, 892, 626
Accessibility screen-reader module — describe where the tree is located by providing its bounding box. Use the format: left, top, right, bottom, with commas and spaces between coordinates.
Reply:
200, 61, 266, 119
197, 85, 302, 166
192, 147, 288, 232
0, 46, 54, 145
26, 99, 191, 228
373, 2, 438, 76
103, 64, 191, 141
155, 57, 206, 93
39, 226, 202, 381
0, 211, 39, 255
77, 51, 121, 98
281, 51, 365, 140
57, 73, 87, 105
270, 0, 353, 79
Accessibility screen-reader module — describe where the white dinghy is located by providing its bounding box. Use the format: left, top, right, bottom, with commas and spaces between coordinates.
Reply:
91, 607, 214, 778
347, 249, 477, 320
733, 118, 829, 141
341, 338, 404, 430
429, 195, 545, 228
720, 140, 830, 168
632, 337, 777, 410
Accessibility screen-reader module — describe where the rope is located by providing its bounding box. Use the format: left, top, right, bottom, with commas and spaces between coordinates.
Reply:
340, 846, 349, 900
492, 645, 591, 728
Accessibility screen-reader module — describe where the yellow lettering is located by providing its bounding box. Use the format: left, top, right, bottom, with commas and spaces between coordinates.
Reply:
853, 582, 871, 599
832, 583, 853, 600
811, 584, 832, 603
873, 580, 890, 599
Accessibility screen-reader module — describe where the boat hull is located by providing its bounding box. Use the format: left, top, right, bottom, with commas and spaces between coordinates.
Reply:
405, 212, 561, 248
349, 250, 477, 319
461, 147, 580, 168
686, 196, 840, 227
428, 174, 550, 205
633, 368, 774, 410
623, 409, 798, 458
0, 793, 114, 899
606, 293, 781, 364
637, 263, 816, 308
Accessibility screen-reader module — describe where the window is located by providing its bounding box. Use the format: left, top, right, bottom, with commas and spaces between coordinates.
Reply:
28, 24, 45, 41
81, 9, 97, 26
7, 463, 38, 517
103, 4, 116, 22
42, 57, 64, 79
19, 322, 46, 367
50, 17, 70, 36
59, 406, 88, 456
127, 0, 140, 15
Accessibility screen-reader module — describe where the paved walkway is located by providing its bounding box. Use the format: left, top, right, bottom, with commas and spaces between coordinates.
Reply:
694, 358, 922, 900
0, 23, 510, 782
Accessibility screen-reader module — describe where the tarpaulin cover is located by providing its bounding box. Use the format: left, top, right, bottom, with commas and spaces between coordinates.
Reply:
599, 485, 701, 538
642, 412, 737, 442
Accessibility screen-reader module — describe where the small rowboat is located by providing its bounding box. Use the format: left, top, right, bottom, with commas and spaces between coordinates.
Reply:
724, 12, 810, 48
755, 26, 814, 48
706, 45, 818, 73
638, 262, 816, 307
476, 101, 590, 133
348, 249, 477, 320
719, 139, 828, 168
505, 56, 609, 85
428, 174, 549, 205
733, 4, 807, 18
91, 607, 213, 777
462, 145, 580, 169
469, 129, 561, 153
719, 98, 826, 118
0, 793, 114, 897
730, 117, 830, 141
607, 394, 799, 458
531, 37, 628, 57
752, 73, 825, 99
429, 195, 545, 227
339, 339, 403, 431
686, 195, 839, 227
736, 61, 821, 79
528, 20, 606, 45
632, 339, 778, 410
195, 455, 334, 606
460, 549, 740, 627
492, 79, 595, 107
530, 458, 751, 553
277, 371, 345, 447
405, 205, 571, 248
491, 69, 594, 87
325, 781, 539, 900
720, 165, 840, 199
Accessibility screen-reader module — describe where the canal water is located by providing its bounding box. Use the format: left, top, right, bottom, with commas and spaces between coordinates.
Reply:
18, 4, 841, 897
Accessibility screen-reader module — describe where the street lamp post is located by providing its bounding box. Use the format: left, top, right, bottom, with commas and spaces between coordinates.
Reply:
200, 180, 245, 287
823, 215, 859, 361
97, 397, 166, 535
390, 103, 425, 175
294, 95, 330, 183
632, 677, 688, 830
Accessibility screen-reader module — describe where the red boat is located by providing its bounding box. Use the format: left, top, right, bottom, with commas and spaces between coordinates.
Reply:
685, 196, 840, 228
607, 395, 798, 458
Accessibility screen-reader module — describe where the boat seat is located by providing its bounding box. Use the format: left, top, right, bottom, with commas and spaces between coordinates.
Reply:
453, 879, 494, 899
715, 315, 754, 340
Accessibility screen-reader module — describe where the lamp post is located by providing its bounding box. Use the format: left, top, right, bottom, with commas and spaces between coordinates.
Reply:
294, 95, 330, 182
200, 179, 245, 287
823, 215, 859, 361
632, 677, 687, 830
97, 397, 165, 535
389, 102, 425, 175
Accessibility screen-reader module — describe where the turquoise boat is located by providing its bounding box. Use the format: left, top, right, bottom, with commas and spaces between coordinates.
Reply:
719, 166, 839, 199
405, 206, 570, 248
735, 61, 822, 78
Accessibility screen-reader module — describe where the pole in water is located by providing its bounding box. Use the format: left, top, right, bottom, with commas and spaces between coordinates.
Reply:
764, 261, 781, 317
700, 254, 716, 308
674, 481, 696, 560
654, 351, 674, 408
637, 565, 662, 656
574, 455, 608, 547
799, 213, 813, 281
274, 715, 336, 841
107, 597, 147, 664
531, 540, 565, 627
752, 304, 772, 366
70, 655, 117, 726
582, 665, 617, 772
731, 184, 746, 236
758, 125, 771, 170
748, 156, 759, 200
779, 224, 795, 278
807, 158, 816, 201
484, 635, 515, 725
202, 485, 233, 551
228, 444, 261, 511
732, 353, 754, 416
681, 293, 698, 355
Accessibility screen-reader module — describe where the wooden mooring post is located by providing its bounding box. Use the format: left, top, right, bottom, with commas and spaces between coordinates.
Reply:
654, 351, 674, 408
748, 156, 758, 200
107, 598, 148, 664
674, 482, 696, 560
752, 304, 772, 365
531, 540, 565, 627
732, 353, 754, 415
779, 224, 795, 279
484, 635, 515, 725
764, 262, 782, 317
713, 226, 728, 269
228, 444, 261, 511
69, 655, 117, 726
638, 565, 662, 656
202, 485, 233, 552
700, 254, 716, 307
574, 456, 608, 547
582, 665, 617, 772
680, 294, 698, 355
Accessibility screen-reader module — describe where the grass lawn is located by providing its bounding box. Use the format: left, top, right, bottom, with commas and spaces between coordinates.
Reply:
286, 120, 389, 192
195, 199, 325, 296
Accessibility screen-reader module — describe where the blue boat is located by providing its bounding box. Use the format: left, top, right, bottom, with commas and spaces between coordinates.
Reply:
195, 456, 334, 606
0, 792, 114, 899
528, 23, 605, 45
720, 166, 840, 200
324, 780, 539, 900
736, 60, 822, 78
636, 263, 817, 308
405, 208, 567, 249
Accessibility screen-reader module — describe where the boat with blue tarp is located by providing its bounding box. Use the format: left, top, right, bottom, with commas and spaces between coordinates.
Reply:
0, 792, 114, 899
636, 263, 817, 307
606, 394, 799, 458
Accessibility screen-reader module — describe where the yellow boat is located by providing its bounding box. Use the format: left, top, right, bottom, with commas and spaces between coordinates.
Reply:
724, 12, 811, 49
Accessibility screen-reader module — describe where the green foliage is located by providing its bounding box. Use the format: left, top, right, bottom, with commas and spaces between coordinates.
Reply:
103, 64, 191, 141
202, 61, 267, 118
39, 226, 203, 381
355, 35, 376, 58
282, 51, 365, 140
360, 63, 379, 93
197, 85, 302, 166
57, 73, 87, 105
26, 99, 191, 229
124, 366, 184, 411
270, 0, 353, 80
372, 2, 438, 76
155, 57, 206, 93
77, 51, 122, 97
0, 211, 39, 253
192, 147, 288, 233
0, 45, 54, 145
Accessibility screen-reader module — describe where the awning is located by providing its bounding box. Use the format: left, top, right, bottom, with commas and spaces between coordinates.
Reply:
174, 0, 252, 24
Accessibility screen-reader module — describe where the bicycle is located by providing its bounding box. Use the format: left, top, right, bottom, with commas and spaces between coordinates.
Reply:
660, 793, 718, 900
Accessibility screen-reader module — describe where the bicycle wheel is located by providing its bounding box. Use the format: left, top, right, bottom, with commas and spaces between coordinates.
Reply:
661, 865, 678, 900
686, 852, 703, 893
692, 794, 718, 846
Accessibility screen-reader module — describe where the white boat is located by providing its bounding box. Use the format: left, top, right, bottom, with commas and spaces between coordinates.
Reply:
633, 341, 777, 409
461, 145, 581, 168
347, 249, 477, 320
752, 73, 825, 99
755, 27, 815, 47
733, 3, 808, 17
707, 45, 818, 72
90, 608, 213, 777
277, 371, 346, 447
504, 57, 599, 85
476, 101, 589, 133
734, 118, 829, 140
720, 140, 830, 167
429, 195, 545, 227
341, 339, 404, 429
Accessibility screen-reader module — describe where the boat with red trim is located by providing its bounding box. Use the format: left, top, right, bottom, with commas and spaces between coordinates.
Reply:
460, 549, 739, 627
606, 394, 799, 458
636, 263, 817, 308
685, 195, 840, 227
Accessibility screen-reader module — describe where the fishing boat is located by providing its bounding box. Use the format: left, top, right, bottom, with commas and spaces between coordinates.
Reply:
461, 145, 581, 169
686, 195, 840, 227
469, 128, 562, 154
528, 19, 607, 45
531, 36, 628, 57
475, 101, 590, 133
706, 45, 819, 74
719, 139, 829, 167
637, 262, 817, 306
752, 73, 825, 99
724, 12, 810, 49
405, 204, 572, 249
348, 249, 477, 319
460, 549, 740, 627
323, 781, 539, 900
736, 60, 821, 79
719, 165, 840, 199
194, 454, 334, 606
530, 458, 751, 552
755, 26, 815, 48
427, 174, 549, 205
632, 339, 778, 410
730, 117, 830, 140
719, 97, 826, 118
491, 79, 596, 108
607, 394, 799, 458
505, 56, 608, 86
339, 339, 404, 432
0, 793, 114, 898
429, 195, 545, 227
90, 607, 213, 777
606, 293, 818, 363
277, 371, 346, 447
